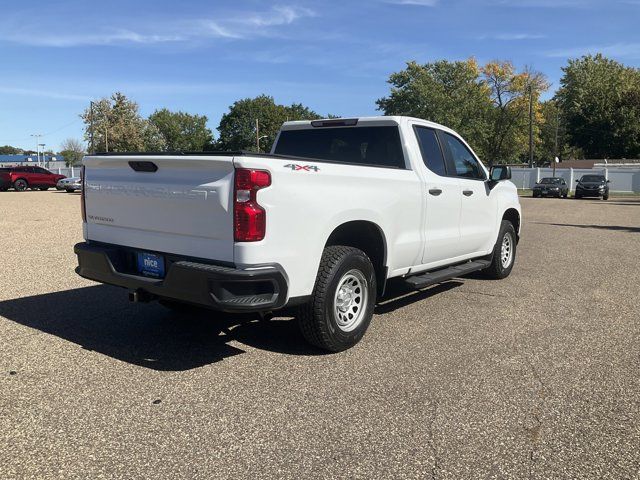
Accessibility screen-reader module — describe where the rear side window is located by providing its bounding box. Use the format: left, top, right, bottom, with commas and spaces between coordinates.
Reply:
274, 126, 405, 169
414, 127, 447, 176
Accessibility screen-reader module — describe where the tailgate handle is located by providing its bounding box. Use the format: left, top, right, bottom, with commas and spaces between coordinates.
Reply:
129, 161, 158, 173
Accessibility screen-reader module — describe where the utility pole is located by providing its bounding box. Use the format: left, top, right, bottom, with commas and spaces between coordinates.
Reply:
528, 84, 534, 168
105, 125, 109, 153
89, 101, 94, 154
40, 144, 46, 168
255, 118, 260, 152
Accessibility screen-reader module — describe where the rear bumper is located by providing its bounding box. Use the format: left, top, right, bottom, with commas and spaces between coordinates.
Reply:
74, 242, 288, 313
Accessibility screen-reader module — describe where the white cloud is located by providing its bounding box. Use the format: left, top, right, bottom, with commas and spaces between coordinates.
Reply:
480, 33, 547, 40
546, 42, 640, 58
0, 5, 315, 47
386, 0, 439, 6
0, 86, 90, 101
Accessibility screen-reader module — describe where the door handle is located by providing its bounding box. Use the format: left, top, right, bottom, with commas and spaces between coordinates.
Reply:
462, 190, 474, 196
428, 188, 443, 196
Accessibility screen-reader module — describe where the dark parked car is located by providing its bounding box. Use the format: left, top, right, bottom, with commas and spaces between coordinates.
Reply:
575, 174, 609, 200
532, 177, 569, 198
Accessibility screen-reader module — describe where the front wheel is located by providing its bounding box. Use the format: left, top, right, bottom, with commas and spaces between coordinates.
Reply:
298, 246, 376, 352
13, 179, 28, 191
481, 220, 517, 280
602, 194, 609, 200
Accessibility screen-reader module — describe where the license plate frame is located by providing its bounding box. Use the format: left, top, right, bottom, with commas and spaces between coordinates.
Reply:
136, 251, 165, 278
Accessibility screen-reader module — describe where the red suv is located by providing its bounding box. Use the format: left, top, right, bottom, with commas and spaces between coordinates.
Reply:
0, 166, 66, 191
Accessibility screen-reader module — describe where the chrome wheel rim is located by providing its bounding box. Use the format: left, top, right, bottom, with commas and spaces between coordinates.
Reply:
334, 269, 368, 332
501, 232, 514, 268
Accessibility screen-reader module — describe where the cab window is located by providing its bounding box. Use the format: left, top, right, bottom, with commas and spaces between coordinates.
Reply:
441, 133, 485, 180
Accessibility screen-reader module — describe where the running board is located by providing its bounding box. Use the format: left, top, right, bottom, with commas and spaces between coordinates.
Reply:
403, 260, 491, 289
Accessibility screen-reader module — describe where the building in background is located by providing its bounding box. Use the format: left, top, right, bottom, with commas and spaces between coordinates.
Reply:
0, 154, 66, 169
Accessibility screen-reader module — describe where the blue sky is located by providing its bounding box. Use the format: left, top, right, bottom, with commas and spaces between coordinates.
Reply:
1, 0, 638, 151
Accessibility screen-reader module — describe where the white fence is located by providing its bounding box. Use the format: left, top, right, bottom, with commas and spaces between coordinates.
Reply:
512, 167, 640, 193
53, 165, 640, 194
55, 167, 80, 178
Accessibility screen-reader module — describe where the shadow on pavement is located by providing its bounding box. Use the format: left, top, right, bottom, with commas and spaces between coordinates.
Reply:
0, 285, 323, 371
376, 279, 463, 314
1, 277, 468, 369
533, 222, 640, 233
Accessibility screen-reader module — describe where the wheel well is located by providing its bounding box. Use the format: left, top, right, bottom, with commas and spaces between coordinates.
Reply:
325, 221, 387, 297
14, 177, 28, 184
503, 208, 520, 241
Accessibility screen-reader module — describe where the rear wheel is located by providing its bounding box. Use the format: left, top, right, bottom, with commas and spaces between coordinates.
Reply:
13, 179, 28, 191
482, 220, 517, 280
575, 193, 581, 199
298, 246, 376, 352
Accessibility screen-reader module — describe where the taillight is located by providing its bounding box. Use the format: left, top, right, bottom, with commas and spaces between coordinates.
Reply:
234, 168, 271, 242
80, 165, 86, 222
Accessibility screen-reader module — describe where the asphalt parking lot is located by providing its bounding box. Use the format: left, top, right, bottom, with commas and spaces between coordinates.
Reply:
1, 191, 639, 479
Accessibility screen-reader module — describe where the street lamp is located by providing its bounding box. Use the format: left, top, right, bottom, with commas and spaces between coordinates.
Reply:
257, 135, 268, 153
39, 144, 46, 167
30, 134, 42, 165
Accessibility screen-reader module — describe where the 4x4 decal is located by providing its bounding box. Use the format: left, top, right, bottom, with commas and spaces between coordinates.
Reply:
284, 163, 320, 172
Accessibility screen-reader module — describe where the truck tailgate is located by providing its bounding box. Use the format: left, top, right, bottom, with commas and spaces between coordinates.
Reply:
83, 155, 235, 262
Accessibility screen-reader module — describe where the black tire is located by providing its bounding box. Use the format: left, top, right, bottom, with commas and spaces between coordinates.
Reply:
563, 192, 568, 198
602, 194, 609, 200
481, 220, 517, 280
298, 246, 376, 352
575, 193, 581, 199
13, 179, 28, 191
532, 192, 539, 198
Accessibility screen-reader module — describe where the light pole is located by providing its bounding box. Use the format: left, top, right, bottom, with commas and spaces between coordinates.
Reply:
257, 135, 268, 153
39, 144, 46, 167
30, 134, 42, 165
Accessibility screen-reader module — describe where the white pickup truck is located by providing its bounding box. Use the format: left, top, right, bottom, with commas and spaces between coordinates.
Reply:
75, 116, 521, 351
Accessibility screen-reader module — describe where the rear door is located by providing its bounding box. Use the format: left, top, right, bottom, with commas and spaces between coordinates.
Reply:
438, 131, 497, 255
83, 155, 236, 262
33, 167, 54, 186
414, 126, 464, 264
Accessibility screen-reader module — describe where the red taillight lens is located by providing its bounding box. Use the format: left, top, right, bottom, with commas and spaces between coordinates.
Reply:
234, 168, 271, 242
80, 165, 86, 222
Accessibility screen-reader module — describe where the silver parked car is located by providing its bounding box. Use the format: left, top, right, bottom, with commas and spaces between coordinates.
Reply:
57, 177, 80, 191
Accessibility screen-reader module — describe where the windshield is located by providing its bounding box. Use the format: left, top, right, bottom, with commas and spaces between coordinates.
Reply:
580, 175, 605, 183
539, 178, 561, 184
274, 126, 405, 169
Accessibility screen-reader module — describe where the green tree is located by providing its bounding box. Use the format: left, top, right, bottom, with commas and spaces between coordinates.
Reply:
0, 145, 24, 155
480, 62, 549, 165
80, 92, 166, 152
216, 95, 324, 152
377, 59, 492, 158
555, 54, 640, 158
148, 108, 213, 151
59, 138, 85, 167
377, 59, 550, 165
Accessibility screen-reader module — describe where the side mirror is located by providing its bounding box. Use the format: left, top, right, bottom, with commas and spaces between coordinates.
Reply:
575, 179, 579, 182
606, 179, 611, 183
489, 165, 511, 181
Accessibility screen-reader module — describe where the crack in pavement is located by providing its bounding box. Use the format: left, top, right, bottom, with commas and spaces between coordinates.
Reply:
524, 355, 548, 480
426, 399, 441, 480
